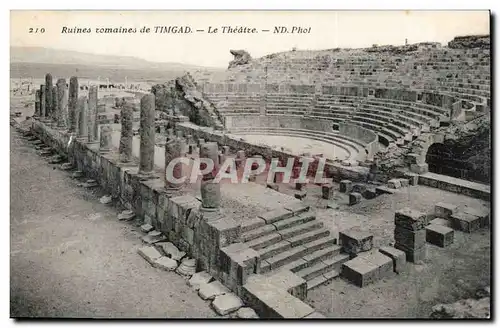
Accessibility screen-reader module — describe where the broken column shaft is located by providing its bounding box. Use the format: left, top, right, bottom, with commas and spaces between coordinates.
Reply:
88, 85, 99, 142
68, 76, 79, 133
45, 73, 53, 119
56, 78, 67, 128
200, 142, 221, 211
77, 96, 88, 139
99, 125, 112, 153
139, 94, 156, 175
39, 85, 46, 118
119, 101, 133, 163
164, 137, 183, 192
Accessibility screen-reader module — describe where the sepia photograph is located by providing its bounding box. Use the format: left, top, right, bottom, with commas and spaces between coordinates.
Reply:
9, 9, 491, 319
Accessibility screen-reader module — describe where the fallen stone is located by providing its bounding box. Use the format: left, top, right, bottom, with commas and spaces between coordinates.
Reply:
387, 179, 402, 189
349, 192, 362, 206
431, 297, 490, 319
429, 218, 453, 228
138, 246, 162, 265
375, 186, 395, 195
71, 171, 84, 179
394, 243, 427, 263
141, 231, 167, 244
435, 202, 457, 219
339, 180, 352, 193
60, 162, 73, 170
39, 150, 53, 156
294, 190, 307, 200
99, 195, 112, 204
176, 257, 197, 277
451, 212, 481, 233
361, 252, 395, 280
321, 184, 334, 199
140, 223, 154, 233
198, 280, 230, 300
352, 184, 367, 194
211, 293, 244, 315
82, 180, 99, 188
153, 256, 178, 271
410, 163, 428, 174
362, 188, 377, 199
236, 307, 259, 319
158, 242, 186, 261
339, 227, 373, 256
394, 226, 426, 249
341, 256, 378, 287
48, 155, 64, 164
426, 224, 454, 247
188, 271, 214, 290
399, 178, 410, 187
379, 246, 407, 273
118, 210, 135, 221
31, 139, 42, 145
462, 206, 490, 228
394, 207, 428, 231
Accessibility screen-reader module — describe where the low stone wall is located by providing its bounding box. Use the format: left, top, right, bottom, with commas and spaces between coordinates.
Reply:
29, 119, 325, 318
338, 122, 378, 160
177, 122, 370, 183
418, 174, 490, 201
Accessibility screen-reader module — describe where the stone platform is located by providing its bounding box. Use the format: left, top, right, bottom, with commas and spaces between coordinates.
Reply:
418, 172, 490, 201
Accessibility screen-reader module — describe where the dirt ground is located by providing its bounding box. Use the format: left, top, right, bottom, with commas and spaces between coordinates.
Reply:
10, 128, 217, 318
305, 184, 491, 318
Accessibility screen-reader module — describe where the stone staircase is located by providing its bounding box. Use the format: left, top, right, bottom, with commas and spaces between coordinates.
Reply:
241, 205, 350, 291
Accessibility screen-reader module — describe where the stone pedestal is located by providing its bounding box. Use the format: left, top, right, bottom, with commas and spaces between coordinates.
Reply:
139, 94, 155, 175
99, 125, 112, 153
339, 227, 373, 256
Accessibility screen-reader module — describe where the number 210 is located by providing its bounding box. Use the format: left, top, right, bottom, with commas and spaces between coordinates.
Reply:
29, 28, 45, 33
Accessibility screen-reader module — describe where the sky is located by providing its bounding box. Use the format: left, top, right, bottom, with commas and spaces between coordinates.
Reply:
10, 10, 490, 67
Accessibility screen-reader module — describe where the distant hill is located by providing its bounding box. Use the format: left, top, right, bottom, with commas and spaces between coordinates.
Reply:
10, 46, 222, 82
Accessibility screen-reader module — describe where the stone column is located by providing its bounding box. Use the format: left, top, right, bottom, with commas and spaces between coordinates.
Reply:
164, 137, 183, 193
51, 86, 58, 122
139, 93, 155, 175
119, 101, 133, 163
34, 90, 40, 117
88, 85, 99, 142
56, 78, 67, 128
39, 85, 46, 118
68, 77, 79, 133
99, 125, 112, 153
45, 73, 53, 119
77, 96, 88, 139
200, 142, 220, 211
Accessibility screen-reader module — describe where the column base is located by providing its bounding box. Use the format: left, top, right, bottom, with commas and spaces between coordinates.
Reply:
137, 172, 159, 181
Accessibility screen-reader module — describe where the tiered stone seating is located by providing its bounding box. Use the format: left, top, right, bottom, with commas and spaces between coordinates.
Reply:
229, 126, 366, 161
265, 94, 314, 116
204, 93, 260, 116
310, 95, 358, 122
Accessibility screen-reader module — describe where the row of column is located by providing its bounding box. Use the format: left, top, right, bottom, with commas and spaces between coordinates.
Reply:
34, 75, 99, 143
35, 73, 222, 212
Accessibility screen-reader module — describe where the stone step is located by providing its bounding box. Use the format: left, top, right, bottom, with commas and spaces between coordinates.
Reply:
264, 228, 330, 272
257, 240, 292, 260
241, 224, 277, 243
297, 253, 349, 281
286, 228, 331, 247
245, 232, 282, 251
306, 270, 340, 291
296, 259, 336, 281
302, 245, 342, 266
297, 235, 337, 254
280, 258, 309, 273
272, 213, 315, 231
277, 220, 324, 240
